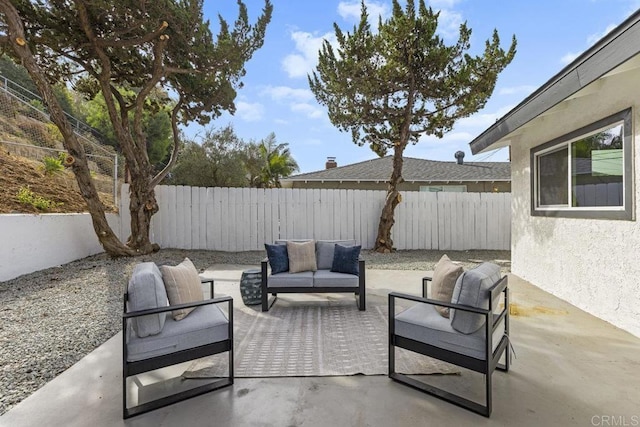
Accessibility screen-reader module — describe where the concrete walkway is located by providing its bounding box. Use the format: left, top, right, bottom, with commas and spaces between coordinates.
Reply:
1, 267, 639, 427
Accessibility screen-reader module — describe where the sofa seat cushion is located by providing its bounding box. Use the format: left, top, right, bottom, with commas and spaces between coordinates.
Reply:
394, 303, 504, 360
127, 262, 168, 338
268, 271, 314, 288
450, 262, 502, 334
126, 304, 229, 362
313, 269, 359, 287
315, 240, 356, 270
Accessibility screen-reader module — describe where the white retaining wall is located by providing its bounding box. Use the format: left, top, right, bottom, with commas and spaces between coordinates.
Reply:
0, 213, 121, 282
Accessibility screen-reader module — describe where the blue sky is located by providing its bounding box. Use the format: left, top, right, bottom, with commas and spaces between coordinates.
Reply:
187, 0, 640, 174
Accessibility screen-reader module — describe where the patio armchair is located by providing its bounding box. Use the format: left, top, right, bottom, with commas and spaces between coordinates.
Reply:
122, 261, 233, 418
388, 262, 510, 417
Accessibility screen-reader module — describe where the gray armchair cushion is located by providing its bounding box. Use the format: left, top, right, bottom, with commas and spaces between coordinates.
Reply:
450, 262, 502, 334
126, 303, 229, 362
127, 262, 168, 338
315, 240, 356, 270
395, 303, 504, 360
268, 271, 314, 287
313, 270, 359, 287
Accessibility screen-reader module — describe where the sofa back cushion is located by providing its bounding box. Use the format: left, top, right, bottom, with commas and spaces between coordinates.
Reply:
128, 262, 168, 337
287, 240, 317, 273
160, 258, 204, 320
431, 254, 464, 318
450, 262, 501, 334
265, 243, 289, 274
316, 240, 356, 270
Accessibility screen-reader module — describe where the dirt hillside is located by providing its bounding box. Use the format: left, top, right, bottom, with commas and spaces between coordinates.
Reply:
0, 149, 114, 214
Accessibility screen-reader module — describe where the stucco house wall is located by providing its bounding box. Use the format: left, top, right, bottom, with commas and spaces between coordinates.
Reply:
509, 71, 640, 337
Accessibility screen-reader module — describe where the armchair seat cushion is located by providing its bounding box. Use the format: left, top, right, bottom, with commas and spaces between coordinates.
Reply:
126, 304, 229, 362
313, 270, 359, 287
268, 271, 314, 288
395, 303, 504, 360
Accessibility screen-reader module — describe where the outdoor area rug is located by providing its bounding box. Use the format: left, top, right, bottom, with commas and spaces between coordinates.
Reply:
183, 294, 459, 378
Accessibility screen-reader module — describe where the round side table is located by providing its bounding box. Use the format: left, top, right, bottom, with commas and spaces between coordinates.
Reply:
240, 268, 262, 305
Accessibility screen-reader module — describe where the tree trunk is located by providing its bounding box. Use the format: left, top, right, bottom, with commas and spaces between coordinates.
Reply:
0, 1, 137, 256
373, 144, 406, 253
126, 177, 160, 253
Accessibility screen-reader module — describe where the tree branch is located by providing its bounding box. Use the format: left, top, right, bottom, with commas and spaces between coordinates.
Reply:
150, 97, 183, 187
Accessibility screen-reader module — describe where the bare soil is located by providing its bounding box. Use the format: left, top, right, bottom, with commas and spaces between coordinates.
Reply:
0, 149, 114, 214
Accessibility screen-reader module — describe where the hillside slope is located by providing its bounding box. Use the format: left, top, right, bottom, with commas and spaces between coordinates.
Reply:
0, 149, 102, 214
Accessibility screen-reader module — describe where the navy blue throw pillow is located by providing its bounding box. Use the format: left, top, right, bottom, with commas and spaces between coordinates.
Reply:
265, 243, 289, 274
331, 244, 361, 275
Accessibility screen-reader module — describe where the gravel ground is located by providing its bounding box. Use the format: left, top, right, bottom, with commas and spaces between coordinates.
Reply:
0, 248, 510, 415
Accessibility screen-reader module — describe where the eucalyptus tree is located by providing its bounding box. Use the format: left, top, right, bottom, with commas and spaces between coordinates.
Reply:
309, 0, 516, 252
0, 0, 272, 255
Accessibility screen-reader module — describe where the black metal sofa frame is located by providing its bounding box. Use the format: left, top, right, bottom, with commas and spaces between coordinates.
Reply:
122, 279, 234, 419
260, 259, 366, 312
388, 274, 510, 417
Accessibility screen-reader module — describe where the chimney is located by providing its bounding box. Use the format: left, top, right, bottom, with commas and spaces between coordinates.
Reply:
325, 156, 337, 169
454, 151, 465, 165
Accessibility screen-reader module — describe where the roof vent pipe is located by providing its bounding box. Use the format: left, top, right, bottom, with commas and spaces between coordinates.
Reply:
454, 151, 465, 165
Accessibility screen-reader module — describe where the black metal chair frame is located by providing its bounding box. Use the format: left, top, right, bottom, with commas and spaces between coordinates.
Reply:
122, 279, 234, 419
260, 259, 366, 312
389, 275, 509, 417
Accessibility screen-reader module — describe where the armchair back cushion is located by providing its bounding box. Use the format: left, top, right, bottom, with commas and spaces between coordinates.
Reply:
127, 262, 168, 337
450, 262, 501, 334
287, 240, 317, 273
315, 240, 356, 270
160, 258, 204, 321
431, 254, 464, 318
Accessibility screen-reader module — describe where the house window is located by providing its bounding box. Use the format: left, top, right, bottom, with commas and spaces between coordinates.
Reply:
420, 185, 467, 193
531, 108, 633, 220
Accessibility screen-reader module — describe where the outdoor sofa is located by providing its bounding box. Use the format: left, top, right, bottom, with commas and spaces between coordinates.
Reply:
261, 239, 365, 311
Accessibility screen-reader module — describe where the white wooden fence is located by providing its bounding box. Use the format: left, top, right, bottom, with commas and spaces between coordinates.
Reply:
120, 185, 511, 251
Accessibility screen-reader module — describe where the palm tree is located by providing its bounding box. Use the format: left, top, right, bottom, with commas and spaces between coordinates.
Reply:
247, 133, 299, 188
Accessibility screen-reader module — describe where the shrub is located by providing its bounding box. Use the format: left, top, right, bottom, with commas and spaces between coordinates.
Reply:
17, 186, 62, 211
41, 154, 64, 175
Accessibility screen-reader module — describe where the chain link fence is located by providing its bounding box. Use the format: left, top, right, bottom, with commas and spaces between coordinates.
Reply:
0, 80, 123, 208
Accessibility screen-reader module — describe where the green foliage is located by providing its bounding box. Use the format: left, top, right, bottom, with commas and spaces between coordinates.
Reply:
309, 0, 517, 155
166, 125, 298, 188
17, 186, 61, 211
246, 133, 299, 188
84, 89, 172, 166
41, 154, 64, 175
167, 124, 250, 187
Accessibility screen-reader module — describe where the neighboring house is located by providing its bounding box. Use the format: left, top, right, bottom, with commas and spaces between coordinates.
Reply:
469, 10, 640, 338
281, 155, 511, 192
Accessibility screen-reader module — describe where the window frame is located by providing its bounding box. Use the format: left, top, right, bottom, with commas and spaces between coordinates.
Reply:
530, 108, 634, 220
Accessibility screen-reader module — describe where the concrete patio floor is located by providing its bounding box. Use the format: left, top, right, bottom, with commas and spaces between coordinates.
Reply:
1, 266, 639, 427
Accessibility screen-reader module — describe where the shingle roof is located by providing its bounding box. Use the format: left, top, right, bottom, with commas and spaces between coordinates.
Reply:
283, 156, 510, 182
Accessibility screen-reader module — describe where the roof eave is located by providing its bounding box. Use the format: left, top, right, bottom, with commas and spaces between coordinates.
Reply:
469, 9, 640, 154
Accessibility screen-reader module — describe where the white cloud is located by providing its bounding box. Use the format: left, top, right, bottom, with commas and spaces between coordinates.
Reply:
435, 9, 464, 39
282, 31, 336, 78
337, 1, 390, 26
236, 101, 264, 122
498, 85, 536, 96
561, 51, 581, 65
428, 0, 462, 8
261, 85, 314, 102
587, 23, 617, 45
291, 103, 324, 119
275, 118, 289, 125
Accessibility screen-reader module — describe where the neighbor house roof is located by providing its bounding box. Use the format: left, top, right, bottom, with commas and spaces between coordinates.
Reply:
469, 9, 640, 154
282, 156, 510, 183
